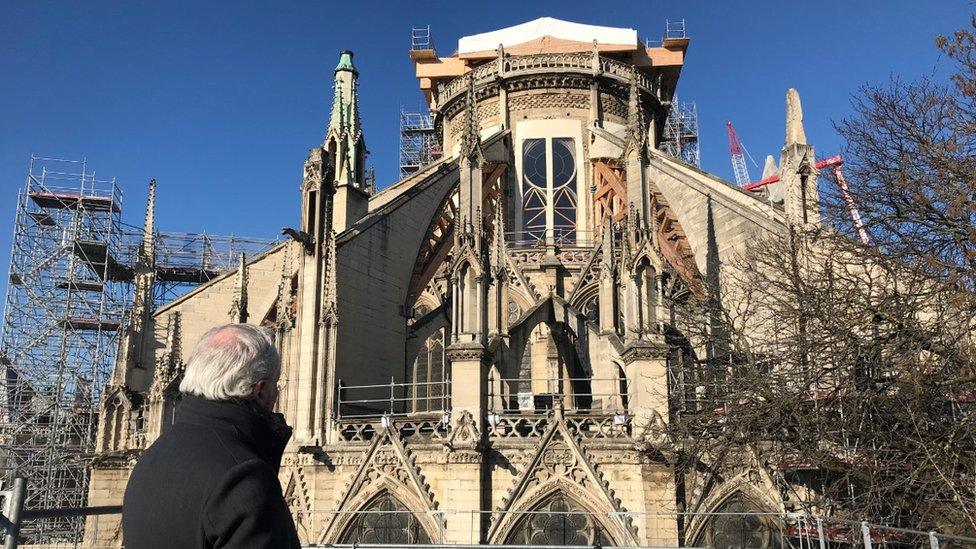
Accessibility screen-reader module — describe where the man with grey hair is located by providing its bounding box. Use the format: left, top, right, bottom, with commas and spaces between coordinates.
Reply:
122, 324, 300, 548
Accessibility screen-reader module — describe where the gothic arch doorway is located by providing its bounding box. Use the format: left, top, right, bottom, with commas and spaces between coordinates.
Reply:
337, 492, 433, 545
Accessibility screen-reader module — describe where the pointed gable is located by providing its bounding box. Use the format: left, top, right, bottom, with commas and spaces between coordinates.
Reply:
321, 424, 441, 543
488, 411, 639, 545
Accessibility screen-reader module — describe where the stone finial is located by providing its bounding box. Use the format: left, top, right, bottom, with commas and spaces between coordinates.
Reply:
761, 155, 779, 180
785, 88, 807, 145
140, 179, 156, 267
163, 312, 181, 363
320, 230, 338, 322
626, 71, 647, 153
230, 253, 249, 323
459, 74, 482, 160
490, 202, 507, 278
334, 50, 356, 75
156, 311, 183, 384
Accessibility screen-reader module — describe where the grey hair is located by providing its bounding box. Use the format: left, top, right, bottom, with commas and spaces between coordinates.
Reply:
179, 324, 280, 400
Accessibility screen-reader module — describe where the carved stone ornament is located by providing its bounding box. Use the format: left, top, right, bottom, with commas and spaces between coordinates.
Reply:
487, 413, 639, 545
319, 425, 441, 544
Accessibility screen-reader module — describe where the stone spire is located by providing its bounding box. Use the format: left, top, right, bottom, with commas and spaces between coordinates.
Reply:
114, 179, 159, 385
780, 88, 820, 227
140, 179, 156, 267
785, 88, 807, 145
325, 50, 366, 189
156, 312, 183, 382
761, 155, 779, 180
625, 72, 647, 155
230, 252, 249, 323
490, 202, 507, 279
459, 74, 482, 160
324, 50, 370, 232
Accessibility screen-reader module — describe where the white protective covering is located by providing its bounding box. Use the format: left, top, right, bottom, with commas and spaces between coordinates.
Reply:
458, 17, 637, 55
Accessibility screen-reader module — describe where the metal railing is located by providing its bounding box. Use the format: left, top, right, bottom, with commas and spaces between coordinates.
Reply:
287, 509, 976, 548
3, 484, 976, 548
489, 377, 629, 414
336, 378, 450, 420
504, 229, 597, 248
0, 477, 121, 549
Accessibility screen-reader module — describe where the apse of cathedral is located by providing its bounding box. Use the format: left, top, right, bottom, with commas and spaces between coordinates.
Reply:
87, 17, 822, 547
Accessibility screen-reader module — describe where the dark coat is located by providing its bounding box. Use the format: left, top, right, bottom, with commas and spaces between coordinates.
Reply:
122, 395, 301, 549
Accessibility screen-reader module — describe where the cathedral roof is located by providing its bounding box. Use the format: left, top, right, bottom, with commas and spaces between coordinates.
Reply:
457, 16, 638, 56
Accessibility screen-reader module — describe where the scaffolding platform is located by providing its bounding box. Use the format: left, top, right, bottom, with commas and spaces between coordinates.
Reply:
56, 279, 105, 292
28, 211, 56, 226
58, 317, 123, 331
28, 189, 121, 213
71, 240, 130, 281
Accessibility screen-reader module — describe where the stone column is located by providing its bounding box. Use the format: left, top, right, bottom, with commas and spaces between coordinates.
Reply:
621, 337, 670, 434
444, 344, 489, 543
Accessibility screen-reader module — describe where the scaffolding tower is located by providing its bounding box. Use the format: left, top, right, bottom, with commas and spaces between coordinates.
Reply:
660, 95, 701, 168
399, 107, 440, 179
0, 156, 276, 543
0, 156, 126, 541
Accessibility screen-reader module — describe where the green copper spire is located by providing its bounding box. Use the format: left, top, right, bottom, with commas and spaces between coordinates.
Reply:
335, 50, 356, 74
324, 49, 366, 190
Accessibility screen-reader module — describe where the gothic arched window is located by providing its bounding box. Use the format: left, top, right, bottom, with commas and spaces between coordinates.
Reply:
522, 138, 548, 243
411, 330, 446, 413
338, 493, 432, 545
694, 493, 781, 549
505, 494, 609, 546
551, 138, 577, 243
520, 138, 578, 245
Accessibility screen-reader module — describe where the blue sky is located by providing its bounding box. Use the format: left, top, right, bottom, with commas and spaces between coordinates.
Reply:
0, 1, 968, 303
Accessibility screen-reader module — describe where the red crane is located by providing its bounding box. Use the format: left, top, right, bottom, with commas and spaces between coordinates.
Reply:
745, 154, 871, 245
726, 121, 751, 186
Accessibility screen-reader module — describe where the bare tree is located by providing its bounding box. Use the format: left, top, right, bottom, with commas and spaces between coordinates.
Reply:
666, 17, 976, 536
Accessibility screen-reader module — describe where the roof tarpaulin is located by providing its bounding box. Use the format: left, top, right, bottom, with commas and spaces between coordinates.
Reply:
458, 17, 637, 55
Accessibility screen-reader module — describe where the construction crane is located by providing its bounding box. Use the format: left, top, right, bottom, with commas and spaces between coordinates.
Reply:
745, 154, 871, 245
726, 121, 756, 186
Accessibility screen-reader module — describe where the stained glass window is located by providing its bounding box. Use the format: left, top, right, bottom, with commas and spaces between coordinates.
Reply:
338, 493, 432, 545
695, 494, 780, 549
411, 330, 446, 413
520, 137, 578, 245
505, 495, 608, 546
522, 138, 548, 243
551, 138, 577, 244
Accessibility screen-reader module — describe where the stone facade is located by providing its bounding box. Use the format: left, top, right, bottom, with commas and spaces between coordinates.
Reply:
86, 18, 821, 547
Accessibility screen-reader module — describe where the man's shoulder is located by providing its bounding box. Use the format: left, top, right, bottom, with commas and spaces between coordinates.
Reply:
138, 420, 260, 472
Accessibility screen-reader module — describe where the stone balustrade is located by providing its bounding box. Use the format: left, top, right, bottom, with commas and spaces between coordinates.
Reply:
437, 52, 661, 110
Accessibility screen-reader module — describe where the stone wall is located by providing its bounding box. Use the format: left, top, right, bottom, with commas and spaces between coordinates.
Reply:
334, 170, 459, 388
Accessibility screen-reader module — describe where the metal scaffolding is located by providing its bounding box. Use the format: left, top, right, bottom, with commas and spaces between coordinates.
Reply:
0, 156, 276, 543
660, 95, 701, 168
399, 107, 440, 179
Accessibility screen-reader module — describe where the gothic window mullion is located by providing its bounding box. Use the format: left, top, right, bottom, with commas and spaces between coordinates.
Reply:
520, 137, 578, 247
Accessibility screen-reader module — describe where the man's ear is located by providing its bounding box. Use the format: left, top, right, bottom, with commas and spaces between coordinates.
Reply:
252, 379, 273, 411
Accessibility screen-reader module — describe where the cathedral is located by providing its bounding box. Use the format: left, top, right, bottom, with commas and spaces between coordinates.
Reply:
86, 17, 822, 547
